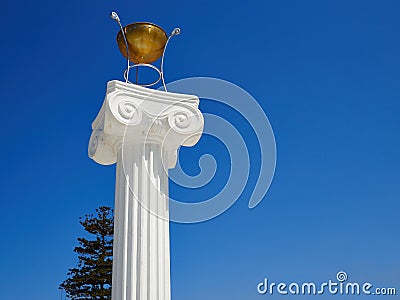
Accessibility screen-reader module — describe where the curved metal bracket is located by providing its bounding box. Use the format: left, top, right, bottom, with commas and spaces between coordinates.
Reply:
111, 12, 131, 84
123, 63, 162, 87
160, 28, 181, 91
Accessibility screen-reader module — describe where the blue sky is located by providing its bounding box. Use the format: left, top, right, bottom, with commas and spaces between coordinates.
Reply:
0, 0, 399, 299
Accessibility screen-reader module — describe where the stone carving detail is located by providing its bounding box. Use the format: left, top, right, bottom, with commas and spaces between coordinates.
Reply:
148, 119, 163, 135
173, 112, 190, 129
88, 129, 102, 157
89, 80, 204, 167
117, 100, 141, 125
168, 108, 202, 134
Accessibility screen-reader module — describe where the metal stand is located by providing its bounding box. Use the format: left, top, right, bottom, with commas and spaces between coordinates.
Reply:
111, 12, 180, 91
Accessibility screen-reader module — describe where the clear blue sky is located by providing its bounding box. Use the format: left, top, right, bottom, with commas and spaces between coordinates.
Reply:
0, 0, 399, 299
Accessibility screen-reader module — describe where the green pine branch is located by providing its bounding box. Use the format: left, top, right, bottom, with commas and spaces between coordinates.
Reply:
60, 206, 114, 300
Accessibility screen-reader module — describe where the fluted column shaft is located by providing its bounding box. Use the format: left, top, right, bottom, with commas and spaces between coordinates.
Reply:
112, 143, 170, 300
89, 80, 204, 300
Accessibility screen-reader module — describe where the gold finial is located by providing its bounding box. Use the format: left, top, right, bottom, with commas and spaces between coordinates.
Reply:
117, 22, 168, 64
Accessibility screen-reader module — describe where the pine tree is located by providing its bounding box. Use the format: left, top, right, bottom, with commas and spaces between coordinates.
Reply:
60, 206, 114, 299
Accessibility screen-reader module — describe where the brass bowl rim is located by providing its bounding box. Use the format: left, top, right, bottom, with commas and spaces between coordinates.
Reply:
117, 22, 168, 39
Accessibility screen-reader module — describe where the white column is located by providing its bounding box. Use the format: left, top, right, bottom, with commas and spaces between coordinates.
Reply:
113, 144, 170, 300
88, 80, 204, 300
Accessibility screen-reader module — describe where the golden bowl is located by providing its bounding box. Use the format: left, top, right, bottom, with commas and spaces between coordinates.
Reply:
117, 22, 168, 64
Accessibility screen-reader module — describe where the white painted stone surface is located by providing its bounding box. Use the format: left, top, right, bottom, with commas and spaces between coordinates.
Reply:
88, 80, 204, 300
